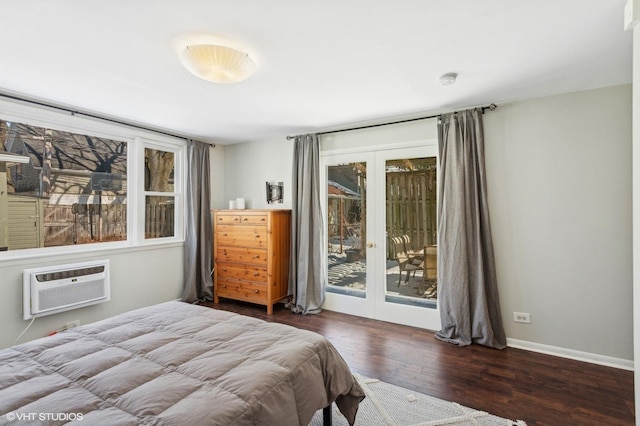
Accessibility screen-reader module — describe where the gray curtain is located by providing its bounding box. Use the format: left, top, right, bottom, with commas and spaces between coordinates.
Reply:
182, 139, 214, 302
287, 134, 325, 314
435, 108, 506, 349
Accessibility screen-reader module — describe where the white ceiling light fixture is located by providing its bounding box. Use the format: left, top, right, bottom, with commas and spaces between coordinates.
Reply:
439, 72, 457, 86
180, 44, 256, 84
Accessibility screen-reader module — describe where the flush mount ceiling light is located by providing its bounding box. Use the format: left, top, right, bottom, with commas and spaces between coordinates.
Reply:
439, 72, 457, 86
180, 44, 255, 84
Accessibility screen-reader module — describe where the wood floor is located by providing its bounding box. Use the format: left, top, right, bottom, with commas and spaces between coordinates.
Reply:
201, 300, 634, 426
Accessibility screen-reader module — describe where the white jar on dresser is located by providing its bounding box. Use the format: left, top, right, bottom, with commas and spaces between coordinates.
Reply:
213, 209, 291, 314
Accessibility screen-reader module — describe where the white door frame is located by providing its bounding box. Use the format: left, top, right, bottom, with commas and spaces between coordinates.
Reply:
372, 145, 440, 330
321, 151, 375, 319
321, 140, 441, 331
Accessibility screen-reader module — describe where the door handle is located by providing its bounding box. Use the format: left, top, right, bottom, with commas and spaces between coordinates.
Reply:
366, 242, 374, 248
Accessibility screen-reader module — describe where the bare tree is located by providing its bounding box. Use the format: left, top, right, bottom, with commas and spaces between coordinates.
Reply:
0, 121, 7, 146
145, 149, 174, 204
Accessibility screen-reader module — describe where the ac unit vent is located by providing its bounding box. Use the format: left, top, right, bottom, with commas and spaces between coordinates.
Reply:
23, 260, 110, 320
35, 266, 105, 282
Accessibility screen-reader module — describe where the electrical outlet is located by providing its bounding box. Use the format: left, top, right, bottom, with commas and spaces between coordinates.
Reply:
513, 312, 531, 324
66, 320, 80, 329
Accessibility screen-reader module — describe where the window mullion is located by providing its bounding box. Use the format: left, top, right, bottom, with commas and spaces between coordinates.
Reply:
130, 138, 145, 244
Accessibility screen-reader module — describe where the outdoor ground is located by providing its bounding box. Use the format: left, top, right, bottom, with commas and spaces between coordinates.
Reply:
327, 247, 437, 301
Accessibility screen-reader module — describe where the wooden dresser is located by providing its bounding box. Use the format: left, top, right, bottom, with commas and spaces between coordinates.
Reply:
213, 209, 291, 314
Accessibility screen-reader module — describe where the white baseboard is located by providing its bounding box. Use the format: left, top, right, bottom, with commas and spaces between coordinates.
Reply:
507, 338, 634, 371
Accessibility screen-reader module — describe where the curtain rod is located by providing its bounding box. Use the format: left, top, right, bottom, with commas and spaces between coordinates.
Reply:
286, 103, 497, 140
0, 92, 215, 147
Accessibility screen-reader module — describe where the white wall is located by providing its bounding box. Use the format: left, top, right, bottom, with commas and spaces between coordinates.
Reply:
210, 144, 227, 210
223, 84, 633, 364
0, 245, 183, 349
320, 117, 438, 151
486, 84, 632, 362
631, 22, 640, 425
223, 137, 293, 210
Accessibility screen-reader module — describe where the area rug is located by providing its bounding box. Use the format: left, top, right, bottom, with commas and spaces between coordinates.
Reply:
310, 375, 526, 426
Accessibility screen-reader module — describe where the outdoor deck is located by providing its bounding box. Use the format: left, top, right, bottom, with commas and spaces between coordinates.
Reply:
327, 254, 437, 301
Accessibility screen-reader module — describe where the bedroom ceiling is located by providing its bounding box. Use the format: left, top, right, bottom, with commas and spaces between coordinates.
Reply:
0, 0, 632, 144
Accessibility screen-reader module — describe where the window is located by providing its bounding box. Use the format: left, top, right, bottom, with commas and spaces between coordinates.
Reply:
0, 120, 128, 250
144, 147, 178, 240
0, 102, 185, 255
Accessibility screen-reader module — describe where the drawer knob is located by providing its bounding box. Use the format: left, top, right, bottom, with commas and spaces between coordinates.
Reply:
222, 268, 227, 272
222, 284, 227, 288
223, 250, 227, 255
261, 218, 265, 222
255, 290, 260, 294
253, 255, 260, 259
254, 234, 260, 238
234, 217, 239, 221
254, 272, 260, 276
223, 233, 228, 236
243, 218, 248, 221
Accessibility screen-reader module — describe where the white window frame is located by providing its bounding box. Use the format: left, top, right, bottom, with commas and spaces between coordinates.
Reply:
136, 138, 185, 244
0, 97, 186, 262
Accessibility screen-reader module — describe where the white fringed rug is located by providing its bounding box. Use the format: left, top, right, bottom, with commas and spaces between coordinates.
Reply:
310, 375, 527, 426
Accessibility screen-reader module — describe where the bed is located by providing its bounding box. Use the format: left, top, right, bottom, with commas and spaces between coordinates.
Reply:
0, 301, 364, 425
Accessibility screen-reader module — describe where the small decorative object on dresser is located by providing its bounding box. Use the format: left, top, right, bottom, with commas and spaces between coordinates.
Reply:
213, 209, 291, 314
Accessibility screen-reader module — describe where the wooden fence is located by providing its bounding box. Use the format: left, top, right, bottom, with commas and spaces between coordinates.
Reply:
145, 203, 175, 239
386, 168, 437, 256
43, 202, 173, 246
326, 168, 437, 260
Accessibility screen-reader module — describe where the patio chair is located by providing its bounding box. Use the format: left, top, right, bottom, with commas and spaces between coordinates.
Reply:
424, 245, 437, 281
391, 235, 424, 286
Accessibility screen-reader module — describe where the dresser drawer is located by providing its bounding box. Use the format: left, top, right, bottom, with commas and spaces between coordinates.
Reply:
217, 262, 268, 283
239, 214, 268, 225
217, 225, 268, 247
217, 279, 267, 303
216, 246, 268, 266
216, 214, 267, 225
215, 214, 241, 224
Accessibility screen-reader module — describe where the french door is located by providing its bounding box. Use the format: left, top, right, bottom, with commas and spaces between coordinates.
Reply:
321, 144, 441, 330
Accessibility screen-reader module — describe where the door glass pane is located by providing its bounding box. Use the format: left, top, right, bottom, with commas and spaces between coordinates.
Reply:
385, 157, 437, 307
327, 162, 366, 297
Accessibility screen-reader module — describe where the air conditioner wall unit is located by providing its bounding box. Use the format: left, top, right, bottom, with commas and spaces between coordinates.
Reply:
23, 260, 110, 320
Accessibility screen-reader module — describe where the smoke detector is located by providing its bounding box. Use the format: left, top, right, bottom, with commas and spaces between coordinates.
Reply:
439, 73, 457, 86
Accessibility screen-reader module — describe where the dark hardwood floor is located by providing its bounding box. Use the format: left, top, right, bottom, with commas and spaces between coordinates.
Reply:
201, 300, 634, 426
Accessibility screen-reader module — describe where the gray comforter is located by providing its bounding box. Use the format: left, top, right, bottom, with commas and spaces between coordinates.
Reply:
0, 301, 364, 425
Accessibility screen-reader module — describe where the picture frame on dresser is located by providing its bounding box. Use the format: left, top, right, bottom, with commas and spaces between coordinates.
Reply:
213, 209, 291, 314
